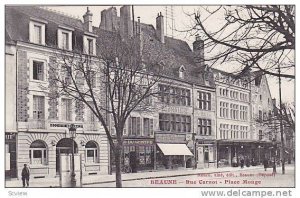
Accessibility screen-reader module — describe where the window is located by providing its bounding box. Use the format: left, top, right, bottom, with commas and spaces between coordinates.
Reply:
143, 118, 154, 137
158, 84, 190, 106
61, 99, 72, 121
220, 124, 229, 139
85, 141, 98, 163
258, 110, 263, 121
179, 66, 185, 79
30, 20, 46, 45
159, 113, 191, 133
198, 91, 211, 110
86, 102, 96, 122
128, 117, 141, 136
259, 130, 263, 140
88, 70, 97, 88
62, 32, 69, 50
87, 38, 94, 55
29, 140, 47, 165
260, 95, 262, 101
220, 101, 229, 118
230, 104, 239, 119
33, 25, 42, 44
33, 96, 45, 119
240, 106, 248, 121
33, 61, 44, 81
198, 119, 212, 135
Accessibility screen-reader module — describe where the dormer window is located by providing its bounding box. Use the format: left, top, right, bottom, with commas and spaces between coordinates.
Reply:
83, 34, 96, 56
87, 38, 94, 54
34, 25, 42, 44
57, 26, 73, 50
179, 65, 186, 79
29, 19, 47, 45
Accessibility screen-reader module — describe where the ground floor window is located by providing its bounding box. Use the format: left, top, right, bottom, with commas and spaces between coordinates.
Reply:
110, 144, 154, 172
85, 141, 98, 163
29, 140, 47, 165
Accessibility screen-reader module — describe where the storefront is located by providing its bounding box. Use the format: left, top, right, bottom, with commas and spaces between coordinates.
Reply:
155, 132, 193, 170
196, 140, 216, 168
5, 132, 17, 179
111, 138, 155, 173
217, 140, 262, 167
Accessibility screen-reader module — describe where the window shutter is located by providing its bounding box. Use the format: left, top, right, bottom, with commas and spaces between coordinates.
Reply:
150, 119, 154, 136
137, 117, 141, 136
111, 114, 116, 135
123, 119, 127, 136
128, 117, 132, 136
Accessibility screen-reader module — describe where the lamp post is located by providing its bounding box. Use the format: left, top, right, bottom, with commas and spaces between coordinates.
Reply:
192, 132, 197, 169
258, 145, 261, 164
69, 124, 77, 187
272, 138, 277, 174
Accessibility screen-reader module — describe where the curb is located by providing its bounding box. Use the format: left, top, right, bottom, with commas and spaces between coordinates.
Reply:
82, 166, 264, 185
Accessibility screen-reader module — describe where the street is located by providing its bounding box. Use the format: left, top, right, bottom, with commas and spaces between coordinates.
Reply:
84, 166, 294, 188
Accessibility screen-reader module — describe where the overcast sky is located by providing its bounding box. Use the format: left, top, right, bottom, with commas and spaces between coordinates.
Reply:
46, 5, 295, 104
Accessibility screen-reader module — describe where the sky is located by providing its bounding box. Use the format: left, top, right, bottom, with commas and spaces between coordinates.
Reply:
46, 5, 295, 104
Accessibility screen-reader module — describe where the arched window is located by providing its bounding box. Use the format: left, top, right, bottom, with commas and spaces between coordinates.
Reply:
179, 66, 185, 79
85, 141, 98, 163
29, 140, 47, 165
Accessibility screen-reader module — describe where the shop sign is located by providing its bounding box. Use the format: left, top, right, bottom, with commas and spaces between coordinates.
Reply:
5, 133, 16, 141
113, 139, 154, 145
49, 123, 83, 129
155, 133, 186, 143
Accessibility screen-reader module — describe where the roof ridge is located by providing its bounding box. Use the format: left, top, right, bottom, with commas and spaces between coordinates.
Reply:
39, 6, 82, 21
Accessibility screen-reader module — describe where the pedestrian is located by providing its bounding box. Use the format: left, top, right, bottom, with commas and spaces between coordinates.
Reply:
21, 164, 30, 187
240, 158, 245, 169
263, 158, 268, 171
232, 156, 237, 167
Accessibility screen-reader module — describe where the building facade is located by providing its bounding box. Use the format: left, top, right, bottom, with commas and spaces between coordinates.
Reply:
5, 6, 109, 179
6, 6, 279, 180
213, 70, 253, 167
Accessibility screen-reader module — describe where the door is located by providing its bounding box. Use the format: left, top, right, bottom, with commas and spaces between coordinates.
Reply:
56, 138, 77, 174
129, 151, 137, 173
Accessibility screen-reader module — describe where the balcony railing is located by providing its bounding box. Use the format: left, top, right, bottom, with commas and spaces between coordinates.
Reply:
84, 122, 99, 131
27, 119, 46, 129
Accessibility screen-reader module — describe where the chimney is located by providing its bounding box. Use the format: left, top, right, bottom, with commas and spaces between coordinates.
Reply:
99, 7, 117, 31
120, 5, 133, 38
272, 98, 277, 106
193, 34, 204, 66
83, 7, 93, 32
156, 12, 164, 43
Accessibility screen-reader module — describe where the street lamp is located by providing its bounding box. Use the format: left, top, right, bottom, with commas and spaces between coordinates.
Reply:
258, 145, 261, 164
69, 124, 77, 187
272, 138, 277, 174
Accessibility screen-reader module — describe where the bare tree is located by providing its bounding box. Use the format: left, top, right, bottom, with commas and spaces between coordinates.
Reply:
189, 5, 294, 79
255, 102, 295, 174
49, 34, 163, 187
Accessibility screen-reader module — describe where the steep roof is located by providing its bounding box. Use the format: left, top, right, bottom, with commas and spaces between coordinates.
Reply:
5, 6, 215, 88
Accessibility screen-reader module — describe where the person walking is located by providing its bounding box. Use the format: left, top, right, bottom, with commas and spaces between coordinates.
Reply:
263, 158, 268, 171
21, 164, 30, 187
240, 157, 245, 169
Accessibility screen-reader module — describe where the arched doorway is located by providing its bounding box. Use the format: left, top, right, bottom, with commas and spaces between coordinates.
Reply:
56, 138, 78, 174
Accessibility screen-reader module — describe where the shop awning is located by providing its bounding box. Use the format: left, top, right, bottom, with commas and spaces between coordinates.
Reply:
157, 143, 193, 156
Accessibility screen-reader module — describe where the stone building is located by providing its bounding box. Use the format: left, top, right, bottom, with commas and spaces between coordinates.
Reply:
99, 6, 217, 172
250, 71, 275, 163
5, 6, 277, 179
213, 69, 252, 167
5, 6, 110, 179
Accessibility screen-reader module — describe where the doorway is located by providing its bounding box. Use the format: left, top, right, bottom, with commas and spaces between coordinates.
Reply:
56, 138, 78, 174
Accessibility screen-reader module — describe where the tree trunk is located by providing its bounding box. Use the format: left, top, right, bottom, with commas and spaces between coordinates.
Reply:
281, 146, 285, 174
115, 145, 122, 188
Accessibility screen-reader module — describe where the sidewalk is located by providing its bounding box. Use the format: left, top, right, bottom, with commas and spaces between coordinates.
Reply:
4, 165, 276, 188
